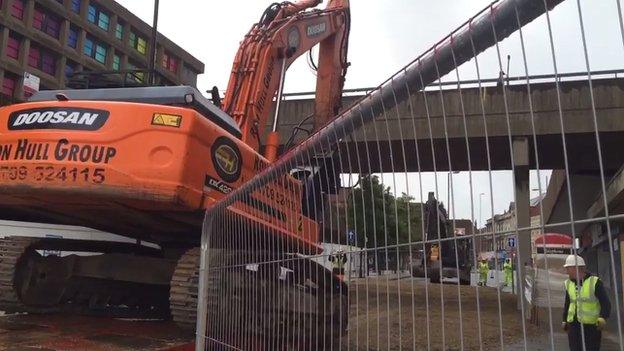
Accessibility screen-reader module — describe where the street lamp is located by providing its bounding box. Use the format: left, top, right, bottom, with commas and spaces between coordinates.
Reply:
478, 192, 486, 228
447, 171, 460, 220
531, 176, 549, 196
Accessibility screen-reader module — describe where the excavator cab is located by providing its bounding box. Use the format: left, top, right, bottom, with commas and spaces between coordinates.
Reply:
291, 154, 341, 221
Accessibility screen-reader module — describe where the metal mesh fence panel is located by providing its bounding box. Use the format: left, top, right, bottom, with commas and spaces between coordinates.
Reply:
195, 0, 624, 349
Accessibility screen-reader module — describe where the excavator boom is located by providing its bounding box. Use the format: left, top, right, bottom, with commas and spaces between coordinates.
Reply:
222, 0, 350, 157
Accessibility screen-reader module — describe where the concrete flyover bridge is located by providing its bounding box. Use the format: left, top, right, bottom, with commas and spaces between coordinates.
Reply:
269, 72, 624, 174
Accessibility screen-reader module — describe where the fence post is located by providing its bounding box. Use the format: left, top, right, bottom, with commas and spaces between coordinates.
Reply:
513, 137, 531, 316
195, 212, 215, 351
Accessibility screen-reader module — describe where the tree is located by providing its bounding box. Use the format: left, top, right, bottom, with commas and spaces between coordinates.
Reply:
344, 175, 423, 249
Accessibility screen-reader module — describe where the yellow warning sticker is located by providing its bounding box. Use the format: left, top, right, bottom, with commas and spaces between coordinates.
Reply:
152, 113, 182, 128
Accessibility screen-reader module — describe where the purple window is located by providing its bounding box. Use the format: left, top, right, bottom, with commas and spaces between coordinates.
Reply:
71, 0, 80, 13
33, 7, 61, 39
28, 46, 57, 76
68, 26, 79, 48
28, 47, 40, 68
45, 17, 61, 38
41, 52, 56, 75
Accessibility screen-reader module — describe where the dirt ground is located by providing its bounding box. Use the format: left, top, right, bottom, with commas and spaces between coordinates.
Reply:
341, 277, 540, 351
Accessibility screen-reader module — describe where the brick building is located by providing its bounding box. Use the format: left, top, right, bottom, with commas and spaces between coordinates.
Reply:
0, 0, 204, 104
477, 195, 545, 260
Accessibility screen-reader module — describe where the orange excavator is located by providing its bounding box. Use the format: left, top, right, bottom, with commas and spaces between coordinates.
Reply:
0, 0, 349, 346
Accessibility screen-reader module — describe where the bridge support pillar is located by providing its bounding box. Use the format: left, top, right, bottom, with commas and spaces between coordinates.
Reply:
513, 137, 531, 314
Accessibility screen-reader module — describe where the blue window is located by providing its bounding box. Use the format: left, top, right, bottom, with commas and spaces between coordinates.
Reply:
71, 0, 80, 13
87, 5, 96, 23
112, 54, 120, 70
68, 26, 78, 48
115, 22, 123, 40
65, 63, 74, 78
83, 37, 93, 56
98, 12, 109, 31
83, 35, 107, 64
87, 3, 109, 31
94, 44, 106, 63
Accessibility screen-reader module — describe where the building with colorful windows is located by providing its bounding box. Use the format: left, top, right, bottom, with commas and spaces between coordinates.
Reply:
0, 0, 204, 105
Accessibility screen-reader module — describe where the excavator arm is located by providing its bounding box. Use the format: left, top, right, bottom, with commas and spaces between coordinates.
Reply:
222, 0, 350, 160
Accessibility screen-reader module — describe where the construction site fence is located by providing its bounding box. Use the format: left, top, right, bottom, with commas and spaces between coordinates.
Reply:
197, 0, 624, 350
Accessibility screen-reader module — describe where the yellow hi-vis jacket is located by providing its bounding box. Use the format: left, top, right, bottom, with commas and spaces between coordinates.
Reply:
478, 262, 488, 273
565, 276, 600, 324
503, 261, 512, 272
478, 262, 488, 279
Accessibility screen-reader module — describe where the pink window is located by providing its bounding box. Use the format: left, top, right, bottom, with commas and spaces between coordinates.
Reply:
6, 36, 20, 59
169, 57, 178, 73
2, 76, 16, 97
33, 7, 61, 39
32, 8, 44, 30
162, 53, 179, 73
11, 0, 25, 20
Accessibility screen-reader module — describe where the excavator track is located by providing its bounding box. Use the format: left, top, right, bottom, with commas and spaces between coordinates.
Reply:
0, 236, 171, 318
0, 236, 39, 313
169, 247, 223, 329
170, 247, 348, 350
169, 248, 199, 327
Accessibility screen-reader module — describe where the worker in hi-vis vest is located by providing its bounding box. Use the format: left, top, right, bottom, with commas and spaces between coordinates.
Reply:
503, 258, 513, 287
478, 259, 489, 286
562, 254, 611, 351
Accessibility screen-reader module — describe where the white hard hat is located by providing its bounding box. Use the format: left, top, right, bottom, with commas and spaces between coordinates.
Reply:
564, 254, 586, 268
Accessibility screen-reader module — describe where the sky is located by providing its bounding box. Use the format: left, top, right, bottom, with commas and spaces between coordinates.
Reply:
115, 0, 623, 92
115, 0, 622, 228
116, 0, 500, 93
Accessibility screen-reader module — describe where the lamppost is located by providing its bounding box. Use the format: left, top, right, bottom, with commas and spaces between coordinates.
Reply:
148, 0, 160, 85
478, 192, 486, 228
447, 171, 460, 221
476, 192, 486, 263
531, 176, 549, 196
